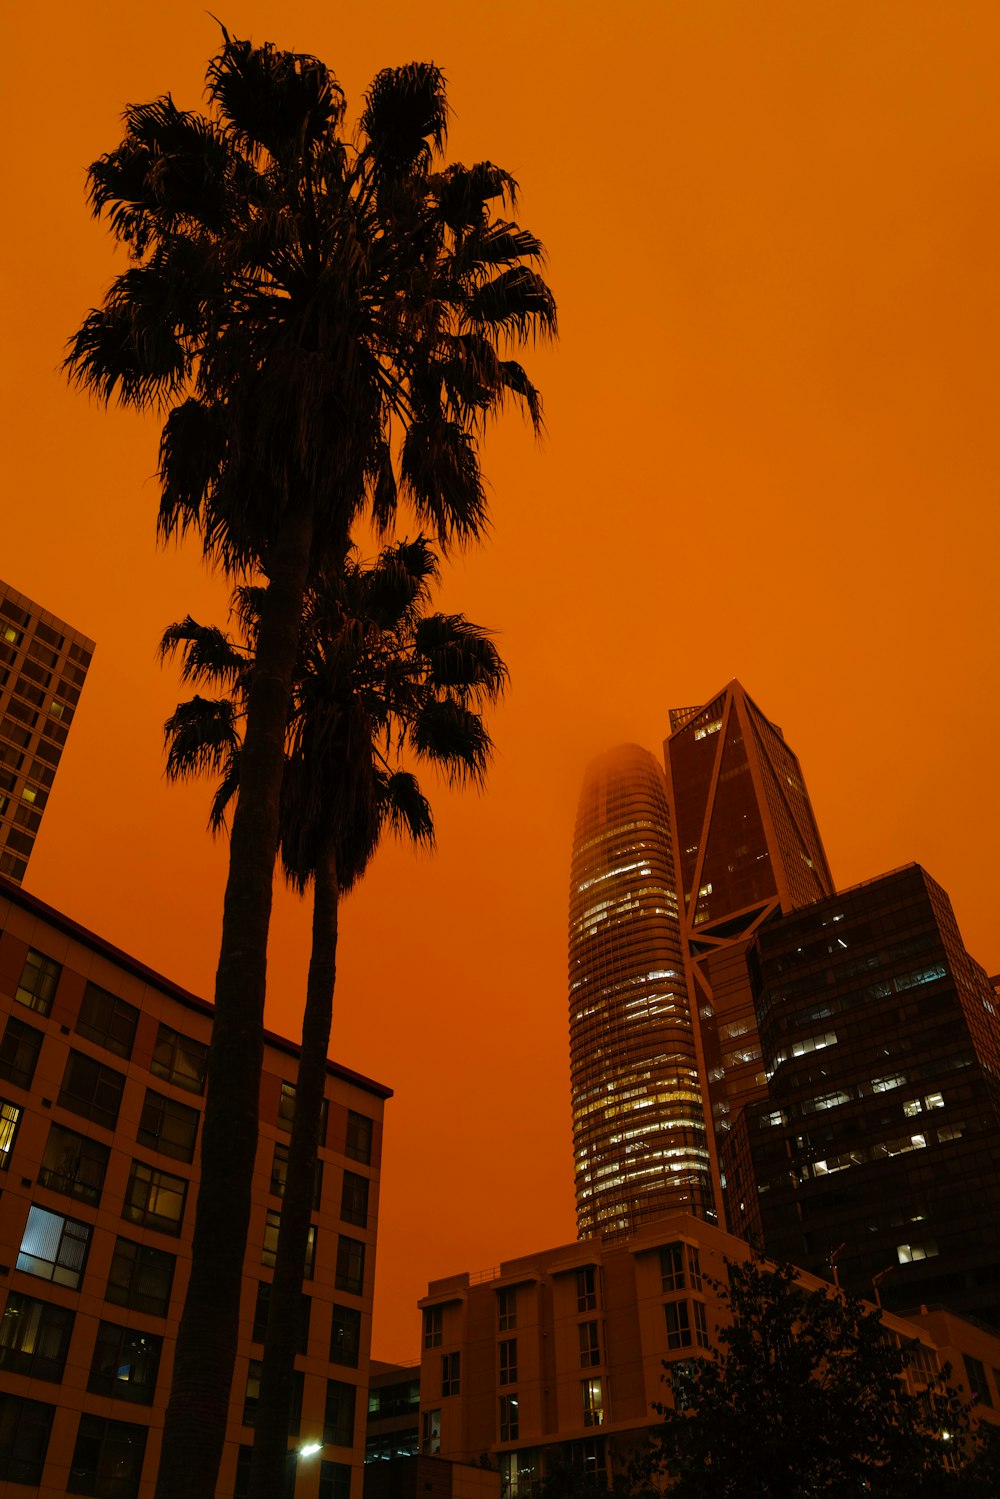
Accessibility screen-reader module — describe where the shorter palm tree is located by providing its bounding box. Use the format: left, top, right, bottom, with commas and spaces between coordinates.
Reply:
160, 536, 506, 1493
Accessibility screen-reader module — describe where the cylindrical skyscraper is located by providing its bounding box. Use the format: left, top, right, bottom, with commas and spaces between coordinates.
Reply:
568, 745, 715, 1240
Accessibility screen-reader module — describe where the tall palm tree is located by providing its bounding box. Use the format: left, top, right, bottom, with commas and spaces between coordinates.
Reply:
161, 538, 506, 1495
66, 35, 553, 1494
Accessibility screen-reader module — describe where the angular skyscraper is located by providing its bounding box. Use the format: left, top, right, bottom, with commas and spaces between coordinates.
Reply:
568, 745, 715, 1239
0, 582, 94, 885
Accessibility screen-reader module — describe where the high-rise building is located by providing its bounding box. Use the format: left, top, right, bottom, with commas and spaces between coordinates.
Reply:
0, 876, 388, 1497
0, 583, 94, 886
727, 864, 1000, 1327
568, 746, 714, 1241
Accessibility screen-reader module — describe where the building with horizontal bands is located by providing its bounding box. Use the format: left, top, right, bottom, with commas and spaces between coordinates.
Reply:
0, 583, 94, 887
0, 877, 389, 1498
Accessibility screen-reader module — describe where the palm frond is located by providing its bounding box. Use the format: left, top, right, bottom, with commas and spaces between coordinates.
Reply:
376, 769, 435, 849
464, 265, 558, 344
433, 161, 519, 230
159, 617, 248, 687
399, 417, 489, 545
414, 614, 508, 703
163, 695, 241, 783
207, 38, 346, 162
410, 698, 493, 786
360, 63, 448, 177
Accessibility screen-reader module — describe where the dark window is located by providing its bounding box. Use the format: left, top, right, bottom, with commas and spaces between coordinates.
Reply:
579, 1320, 600, 1367
688, 1245, 703, 1292
122, 1161, 188, 1236
0, 1293, 75, 1381
68, 1414, 148, 1497
665, 1300, 692, 1350
76, 983, 138, 1060
88, 1322, 162, 1404
345, 1109, 372, 1164
17, 1205, 91, 1289
963, 1354, 993, 1408
58, 1051, 125, 1130
0, 1016, 43, 1089
251, 1281, 310, 1354
499, 1394, 519, 1442
0, 1098, 22, 1167
319, 1461, 352, 1499
39, 1122, 110, 1205
150, 1023, 207, 1094
270, 1143, 322, 1208
261, 1210, 316, 1278
277, 1081, 296, 1132
105, 1238, 175, 1318
137, 1089, 199, 1163
422, 1408, 442, 1455
693, 1300, 709, 1349
0, 1393, 55, 1485
242, 1361, 302, 1432
335, 1235, 365, 1296
442, 1351, 460, 1396
423, 1305, 443, 1348
577, 1266, 597, 1312
324, 1379, 357, 1447
660, 1242, 685, 1292
340, 1170, 369, 1227
330, 1304, 362, 1367
499, 1338, 518, 1385
16, 948, 62, 1016
498, 1286, 517, 1330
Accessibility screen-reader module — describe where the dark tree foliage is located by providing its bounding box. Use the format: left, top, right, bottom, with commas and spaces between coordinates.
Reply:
635, 1256, 987, 1499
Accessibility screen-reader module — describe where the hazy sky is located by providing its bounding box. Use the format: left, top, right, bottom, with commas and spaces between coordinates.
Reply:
3, 1, 998, 1358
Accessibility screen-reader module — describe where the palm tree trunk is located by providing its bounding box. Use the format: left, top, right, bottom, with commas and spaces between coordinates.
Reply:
248, 833, 340, 1499
156, 507, 314, 1499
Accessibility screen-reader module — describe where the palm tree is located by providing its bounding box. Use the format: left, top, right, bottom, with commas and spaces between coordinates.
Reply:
161, 538, 506, 1495
66, 35, 554, 1495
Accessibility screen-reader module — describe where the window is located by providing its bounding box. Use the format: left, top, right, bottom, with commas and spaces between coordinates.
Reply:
335, 1235, 365, 1295
498, 1286, 517, 1330
577, 1265, 597, 1312
16, 948, 61, 1016
423, 1305, 443, 1349
76, 982, 138, 1060
137, 1089, 199, 1162
252, 1282, 310, 1354
105, 1238, 175, 1318
963, 1355, 993, 1408
324, 1379, 357, 1447
422, 1409, 441, 1455
150, 1023, 207, 1094
58, 1050, 125, 1130
340, 1170, 369, 1227
0, 1015, 43, 1089
277, 1081, 297, 1132
122, 1161, 188, 1235
582, 1377, 604, 1427
499, 1338, 518, 1385
269, 1143, 323, 1207
262, 1210, 317, 1278
442, 1351, 461, 1396
319, 1462, 352, 1499
579, 1320, 600, 1367
345, 1109, 373, 1163
0, 1099, 22, 1167
693, 1300, 709, 1348
665, 1300, 692, 1350
17, 1205, 91, 1288
0, 1393, 55, 1486
68, 1414, 148, 1498
0, 1293, 75, 1381
243, 1361, 303, 1432
329, 1305, 361, 1367
88, 1322, 162, 1404
660, 1242, 685, 1292
39, 1122, 110, 1205
499, 1394, 519, 1442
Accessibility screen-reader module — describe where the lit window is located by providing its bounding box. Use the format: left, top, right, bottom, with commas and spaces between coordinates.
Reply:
582, 1377, 604, 1427
0, 1293, 75, 1382
87, 1322, 162, 1404
122, 1162, 188, 1236
0, 1099, 22, 1166
897, 1241, 939, 1264
15, 949, 61, 1016
17, 1205, 91, 1289
422, 1409, 441, 1455
499, 1394, 519, 1442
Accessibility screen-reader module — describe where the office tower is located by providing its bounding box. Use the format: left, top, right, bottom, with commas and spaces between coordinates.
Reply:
0, 878, 388, 1498
0, 582, 94, 885
662, 681, 834, 1207
568, 746, 714, 1240
727, 864, 1000, 1327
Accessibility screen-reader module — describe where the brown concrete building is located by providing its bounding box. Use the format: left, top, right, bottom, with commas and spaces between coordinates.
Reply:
0, 877, 389, 1498
0, 584, 94, 887
416, 1214, 1000, 1496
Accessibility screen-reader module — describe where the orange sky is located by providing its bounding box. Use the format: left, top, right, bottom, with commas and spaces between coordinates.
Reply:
3, 2, 999, 1359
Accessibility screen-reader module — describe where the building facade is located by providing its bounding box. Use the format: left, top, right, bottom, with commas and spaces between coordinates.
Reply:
568, 746, 714, 1240
0, 878, 389, 1497
728, 864, 1000, 1327
0, 584, 94, 887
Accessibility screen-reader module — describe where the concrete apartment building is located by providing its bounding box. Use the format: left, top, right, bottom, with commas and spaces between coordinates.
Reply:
0, 877, 389, 1498
0, 584, 94, 887
416, 1214, 1000, 1496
